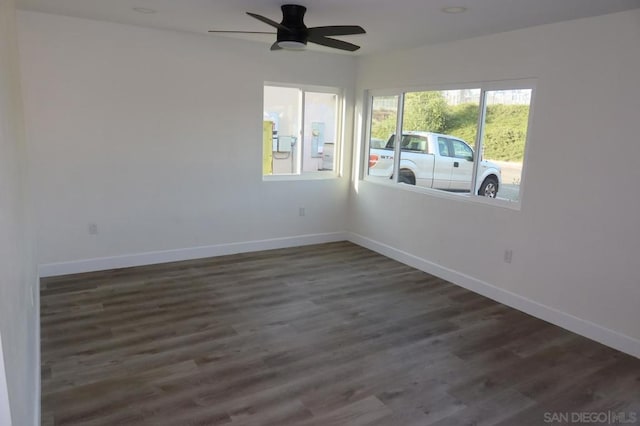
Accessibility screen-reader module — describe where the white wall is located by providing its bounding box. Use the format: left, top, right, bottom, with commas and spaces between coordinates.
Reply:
18, 11, 356, 267
352, 10, 640, 350
0, 0, 37, 424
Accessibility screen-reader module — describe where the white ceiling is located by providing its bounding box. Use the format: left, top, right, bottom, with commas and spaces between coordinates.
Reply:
16, 0, 640, 55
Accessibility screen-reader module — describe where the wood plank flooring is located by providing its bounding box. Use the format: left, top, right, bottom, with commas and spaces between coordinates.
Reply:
40, 242, 640, 425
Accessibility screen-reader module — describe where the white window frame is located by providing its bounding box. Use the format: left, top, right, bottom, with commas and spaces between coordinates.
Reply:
362, 79, 536, 210
263, 82, 344, 181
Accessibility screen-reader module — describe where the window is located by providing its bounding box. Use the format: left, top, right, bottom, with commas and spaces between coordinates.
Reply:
478, 89, 532, 201
263, 84, 342, 177
367, 95, 399, 182
451, 139, 473, 160
438, 137, 450, 157
365, 83, 533, 206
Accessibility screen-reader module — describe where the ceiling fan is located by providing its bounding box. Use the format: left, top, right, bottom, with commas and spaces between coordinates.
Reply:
208, 4, 366, 52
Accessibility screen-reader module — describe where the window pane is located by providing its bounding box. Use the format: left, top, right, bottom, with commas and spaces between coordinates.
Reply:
399, 89, 480, 191
368, 95, 398, 182
450, 139, 473, 160
303, 92, 338, 172
263, 86, 301, 175
476, 89, 532, 201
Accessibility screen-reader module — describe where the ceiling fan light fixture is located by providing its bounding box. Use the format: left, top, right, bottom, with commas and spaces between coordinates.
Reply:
277, 40, 307, 50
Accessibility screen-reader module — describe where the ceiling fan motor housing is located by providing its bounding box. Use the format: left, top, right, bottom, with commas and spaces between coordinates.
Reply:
277, 4, 308, 45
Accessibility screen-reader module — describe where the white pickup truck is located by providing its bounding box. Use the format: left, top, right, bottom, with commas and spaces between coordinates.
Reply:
368, 131, 502, 197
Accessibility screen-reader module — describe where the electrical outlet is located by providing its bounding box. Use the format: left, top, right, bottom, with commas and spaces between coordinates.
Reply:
504, 249, 513, 264
299, 207, 306, 217
88, 223, 98, 235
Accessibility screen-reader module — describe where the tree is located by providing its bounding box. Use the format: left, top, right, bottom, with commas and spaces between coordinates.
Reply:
370, 113, 397, 141
402, 91, 448, 133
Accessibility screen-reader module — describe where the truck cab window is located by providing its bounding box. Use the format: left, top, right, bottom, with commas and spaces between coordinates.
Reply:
450, 139, 473, 161
438, 138, 450, 157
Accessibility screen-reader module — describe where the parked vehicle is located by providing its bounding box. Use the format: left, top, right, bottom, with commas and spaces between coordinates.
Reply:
368, 131, 502, 197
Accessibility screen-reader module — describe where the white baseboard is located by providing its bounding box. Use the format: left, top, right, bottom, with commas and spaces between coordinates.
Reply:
38, 232, 348, 278
347, 232, 640, 359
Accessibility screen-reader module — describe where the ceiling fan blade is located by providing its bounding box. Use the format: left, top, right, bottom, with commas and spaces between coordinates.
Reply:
308, 25, 366, 37
308, 35, 361, 52
208, 30, 276, 34
270, 42, 283, 51
246, 12, 289, 31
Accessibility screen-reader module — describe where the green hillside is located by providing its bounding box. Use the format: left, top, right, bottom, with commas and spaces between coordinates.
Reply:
371, 92, 530, 162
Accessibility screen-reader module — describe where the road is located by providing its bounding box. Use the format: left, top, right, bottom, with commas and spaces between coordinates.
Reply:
497, 184, 520, 202
491, 160, 523, 202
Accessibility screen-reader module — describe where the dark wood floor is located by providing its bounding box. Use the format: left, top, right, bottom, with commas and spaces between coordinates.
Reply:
41, 242, 640, 426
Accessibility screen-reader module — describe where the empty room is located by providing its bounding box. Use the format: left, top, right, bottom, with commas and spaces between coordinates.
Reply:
1, 0, 640, 425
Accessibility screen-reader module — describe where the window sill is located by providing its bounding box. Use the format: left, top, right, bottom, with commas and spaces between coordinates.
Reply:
263, 172, 340, 182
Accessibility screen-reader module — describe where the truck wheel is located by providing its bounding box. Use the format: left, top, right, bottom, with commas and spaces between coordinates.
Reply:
478, 176, 498, 198
399, 171, 415, 185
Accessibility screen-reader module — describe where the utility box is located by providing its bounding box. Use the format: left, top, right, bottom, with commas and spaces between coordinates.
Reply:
322, 142, 334, 170
277, 136, 295, 153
